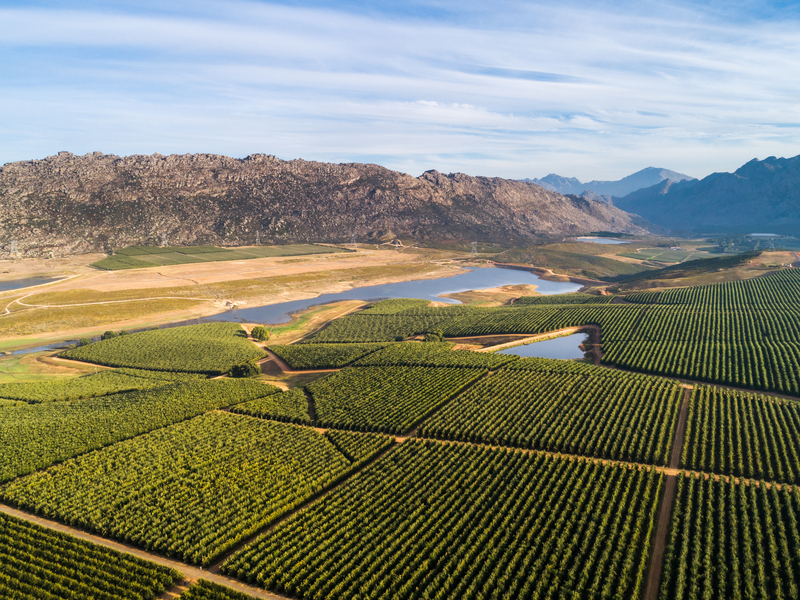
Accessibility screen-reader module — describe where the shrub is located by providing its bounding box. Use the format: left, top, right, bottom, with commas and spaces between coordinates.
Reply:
251, 326, 269, 341
230, 362, 261, 378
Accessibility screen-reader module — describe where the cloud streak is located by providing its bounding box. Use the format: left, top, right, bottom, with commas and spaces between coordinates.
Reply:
0, 0, 798, 180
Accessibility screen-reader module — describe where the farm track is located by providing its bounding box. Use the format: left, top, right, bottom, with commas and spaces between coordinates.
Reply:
258, 349, 340, 375
643, 386, 692, 600
0, 503, 290, 600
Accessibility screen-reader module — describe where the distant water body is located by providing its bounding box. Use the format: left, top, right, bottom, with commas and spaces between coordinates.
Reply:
575, 237, 630, 245
0, 276, 64, 293
7, 267, 583, 354
202, 266, 582, 325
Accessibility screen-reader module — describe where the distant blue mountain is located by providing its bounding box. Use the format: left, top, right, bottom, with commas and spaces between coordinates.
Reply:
523, 167, 695, 198
613, 155, 800, 234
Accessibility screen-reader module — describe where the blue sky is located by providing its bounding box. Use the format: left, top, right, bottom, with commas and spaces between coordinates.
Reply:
1, 0, 799, 180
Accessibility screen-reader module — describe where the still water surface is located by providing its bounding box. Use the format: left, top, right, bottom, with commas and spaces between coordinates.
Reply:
575, 237, 630, 245
204, 266, 581, 325
495, 333, 589, 360
0, 276, 64, 293
7, 267, 582, 354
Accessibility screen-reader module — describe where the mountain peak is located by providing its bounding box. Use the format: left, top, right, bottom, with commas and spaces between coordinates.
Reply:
614, 153, 800, 234
524, 167, 694, 198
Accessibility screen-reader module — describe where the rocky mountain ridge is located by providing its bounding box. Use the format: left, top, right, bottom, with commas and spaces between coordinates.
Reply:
0, 151, 650, 257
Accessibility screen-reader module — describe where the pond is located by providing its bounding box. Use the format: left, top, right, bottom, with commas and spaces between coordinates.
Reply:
202, 266, 582, 325
0, 276, 65, 293
495, 333, 589, 360
575, 237, 630, 245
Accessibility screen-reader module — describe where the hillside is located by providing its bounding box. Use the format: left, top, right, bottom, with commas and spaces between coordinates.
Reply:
525, 167, 694, 197
0, 152, 650, 257
614, 154, 800, 233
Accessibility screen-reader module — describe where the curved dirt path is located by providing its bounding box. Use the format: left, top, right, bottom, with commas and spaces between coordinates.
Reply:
258, 349, 341, 376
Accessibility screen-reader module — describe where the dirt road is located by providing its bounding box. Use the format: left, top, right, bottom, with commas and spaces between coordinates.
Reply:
0, 503, 289, 600
642, 386, 693, 600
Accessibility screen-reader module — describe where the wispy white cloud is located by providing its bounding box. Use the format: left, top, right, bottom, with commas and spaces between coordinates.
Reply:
0, 0, 798, 180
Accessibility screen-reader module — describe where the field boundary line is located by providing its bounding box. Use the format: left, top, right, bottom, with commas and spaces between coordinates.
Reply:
401, 368, 495, 438
0, 502, 289, 600
207, 440, 402, 573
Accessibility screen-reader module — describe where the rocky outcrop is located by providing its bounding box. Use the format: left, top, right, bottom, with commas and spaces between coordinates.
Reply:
0, 151, 651, 257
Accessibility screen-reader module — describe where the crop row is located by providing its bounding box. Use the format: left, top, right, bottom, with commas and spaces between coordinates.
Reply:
0, 368, 201, 404
605, 339, 800, 396
628, 268, 800, 309
223, 441, 661, 600
307, 366, 486, 434
0, 379, 280, 483
0, 511, 180, 600
514, 293, 615, 305
267, 343, 389, 369
231, 387, 311, 424
60, 323, 265, 375
352, 342, 518, 369
420, 367, 682, 465
660, 473, 800, 600
681, 386, 800, 483
2, 412, 385, 566
179, 580, 260, 600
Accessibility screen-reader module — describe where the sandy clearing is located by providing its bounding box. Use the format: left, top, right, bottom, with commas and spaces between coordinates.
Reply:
48, 249, 427, 294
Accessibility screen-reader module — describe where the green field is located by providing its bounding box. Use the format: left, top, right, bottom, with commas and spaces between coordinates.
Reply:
9, 244, 800, 599
267, 342, 390, 369
223, 441, 662, 600
307, 366, 486, 433
352, 341, 518, 368
660, 474, 798, 600
681, 386, 800, 483
231, 387, 312, 424
0, 378, 279, 482
420, 364, 682, 465
180, 580, 260, 600
0, 512, 181, 600
60, 322, 266, 375
304, 268, 800, 396
0, 367, 203, 403
1, 412, 387, 565
515, 292, 615, 305
92, 244, 351, 270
